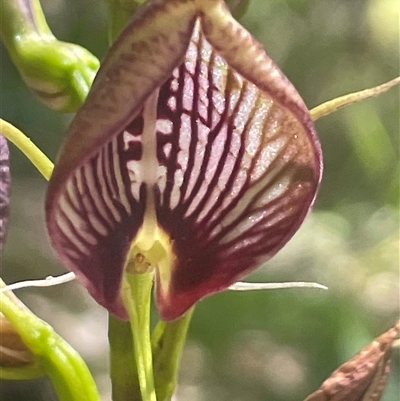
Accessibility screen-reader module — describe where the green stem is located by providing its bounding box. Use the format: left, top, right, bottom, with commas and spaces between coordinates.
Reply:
0, 0, 52, 49
123, 273, 157, 401
152, 309, 194, 401
0, 119, 54, 180
108, 315, 141, 401
0, 280, 100, 401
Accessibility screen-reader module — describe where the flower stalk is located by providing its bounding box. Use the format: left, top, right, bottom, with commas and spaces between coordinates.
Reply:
152, 309, 194, 401
108, 316, 141, 401
122, 272, 157, 401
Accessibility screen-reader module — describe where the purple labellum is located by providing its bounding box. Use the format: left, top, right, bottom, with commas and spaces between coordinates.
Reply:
0, 135, 11, 253
46, 0, 322, 321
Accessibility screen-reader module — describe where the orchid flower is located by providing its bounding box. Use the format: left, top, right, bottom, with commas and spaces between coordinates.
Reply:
45, 0, 322, 322
1, 1, 399, 400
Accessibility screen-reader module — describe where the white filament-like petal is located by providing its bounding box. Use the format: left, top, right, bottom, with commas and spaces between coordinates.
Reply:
0, 272, 76, 293
229, 281, 328, 291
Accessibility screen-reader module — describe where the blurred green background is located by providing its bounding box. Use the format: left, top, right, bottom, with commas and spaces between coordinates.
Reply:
1, 0, 399, 400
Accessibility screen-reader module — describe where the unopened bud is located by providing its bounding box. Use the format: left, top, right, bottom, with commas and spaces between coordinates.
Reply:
0, 313, 34, 367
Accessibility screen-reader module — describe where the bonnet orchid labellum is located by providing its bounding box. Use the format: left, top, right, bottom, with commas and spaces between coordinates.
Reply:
46, 0, 322, 321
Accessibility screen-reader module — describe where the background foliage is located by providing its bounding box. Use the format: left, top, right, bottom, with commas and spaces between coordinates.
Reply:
1, 0, 398, 400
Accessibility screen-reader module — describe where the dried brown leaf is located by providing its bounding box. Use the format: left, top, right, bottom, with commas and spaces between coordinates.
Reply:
304, 320, 400, 401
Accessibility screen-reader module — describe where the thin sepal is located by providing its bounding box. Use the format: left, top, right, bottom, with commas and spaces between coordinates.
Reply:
229, 281, 328, 291
0, 119, 53, 181
311, 77, 400, 121
0, 272, 76, 294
